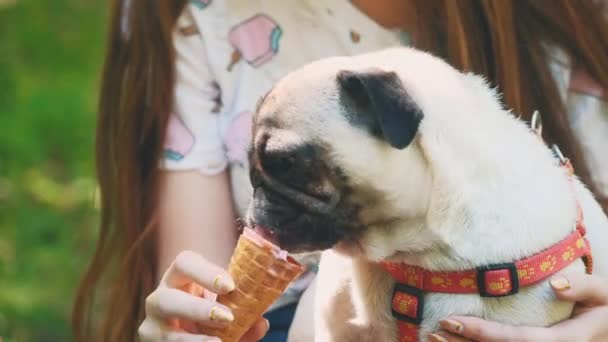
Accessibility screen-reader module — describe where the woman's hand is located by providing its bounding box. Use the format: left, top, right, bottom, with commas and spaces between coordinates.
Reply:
428, 272, 608, 342
138, 250, 269, 342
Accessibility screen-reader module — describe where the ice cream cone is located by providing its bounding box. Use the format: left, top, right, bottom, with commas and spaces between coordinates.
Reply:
202, 228, 304, 341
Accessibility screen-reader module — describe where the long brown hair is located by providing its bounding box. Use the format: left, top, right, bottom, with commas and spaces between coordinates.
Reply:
73, 0, 608, 341
72, 1, 187, 341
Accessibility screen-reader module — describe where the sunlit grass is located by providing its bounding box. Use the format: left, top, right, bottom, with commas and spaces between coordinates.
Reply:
0, 1, 107, 340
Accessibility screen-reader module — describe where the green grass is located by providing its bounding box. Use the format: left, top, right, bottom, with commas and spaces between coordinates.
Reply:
0, 1, 107, 340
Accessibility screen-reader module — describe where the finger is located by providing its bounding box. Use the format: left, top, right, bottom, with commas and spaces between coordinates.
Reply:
161, 250, 235, 294
550, 273, 608, 306
138, 318, 162, 342
146, 287, 234, 326
441, 317, 557, 342
428, 331, 471, 342
139, 319, 221, 342
551, 306, 608, 341
160, 331, 221, 342
167, 316, 199, 334
179, 282, 218, 302
240, 318, 270, 342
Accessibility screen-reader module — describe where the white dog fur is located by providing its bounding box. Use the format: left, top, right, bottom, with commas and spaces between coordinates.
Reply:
253, 47, 608, 342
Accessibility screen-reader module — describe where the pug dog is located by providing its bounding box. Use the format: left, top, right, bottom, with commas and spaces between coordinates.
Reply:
246, 47, 608, 341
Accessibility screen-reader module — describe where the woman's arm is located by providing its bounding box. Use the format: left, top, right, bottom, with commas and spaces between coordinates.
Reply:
157, 170, 238, 278
139, 169, 269, 341
156, 5, 239, 277
136, 5, 271, 340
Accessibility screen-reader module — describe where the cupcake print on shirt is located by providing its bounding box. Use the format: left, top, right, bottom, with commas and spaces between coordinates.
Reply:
227, 14, 283, 71
164, 114, 195, 161
223, 111, 253, 166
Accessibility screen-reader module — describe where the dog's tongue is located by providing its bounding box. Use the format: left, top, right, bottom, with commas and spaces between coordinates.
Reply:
246, 226, 287, 260
252, 225, 277, 243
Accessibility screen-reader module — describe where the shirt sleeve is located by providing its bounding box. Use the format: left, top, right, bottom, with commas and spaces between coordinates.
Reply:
160, 6, 228, 175
565, 66, 608, 200
546, 44, 608, 200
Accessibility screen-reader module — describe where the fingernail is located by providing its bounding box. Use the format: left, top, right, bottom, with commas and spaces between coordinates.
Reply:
550, 276, 571, 291
210, 306, 234, 322
428, 333, 448, 342
213, 275, 235, 292
440, 319, 464, 333
263, 318, 270, 332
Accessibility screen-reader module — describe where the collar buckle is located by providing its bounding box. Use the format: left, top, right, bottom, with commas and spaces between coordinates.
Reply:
390, 282, 424, 324
476, 262, 520, 297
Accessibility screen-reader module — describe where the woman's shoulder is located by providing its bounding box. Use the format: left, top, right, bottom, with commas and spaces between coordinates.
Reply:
545, 45, 608, 199
175, 0, 294, 80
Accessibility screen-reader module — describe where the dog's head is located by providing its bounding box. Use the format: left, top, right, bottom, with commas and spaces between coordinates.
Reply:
247, 47, 496, 260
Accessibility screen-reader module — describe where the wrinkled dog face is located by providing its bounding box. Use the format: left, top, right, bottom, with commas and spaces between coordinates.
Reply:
247, 48, 467, 256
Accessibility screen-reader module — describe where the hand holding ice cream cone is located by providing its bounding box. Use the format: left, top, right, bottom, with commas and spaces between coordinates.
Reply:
138, 228, 303, 342
201, 228, 304, 341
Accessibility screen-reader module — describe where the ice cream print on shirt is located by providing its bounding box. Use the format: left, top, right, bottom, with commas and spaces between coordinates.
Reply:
163, 114, 195, 161
223, 111, 253, 166
569, 65, 607, 102
191, 0, 212, 10
227, 14, 283, 71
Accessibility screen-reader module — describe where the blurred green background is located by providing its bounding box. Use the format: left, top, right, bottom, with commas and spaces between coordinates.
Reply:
0, 1, 107, 340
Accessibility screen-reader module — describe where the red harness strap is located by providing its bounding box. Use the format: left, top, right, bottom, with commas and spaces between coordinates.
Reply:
380, 159, 593, 342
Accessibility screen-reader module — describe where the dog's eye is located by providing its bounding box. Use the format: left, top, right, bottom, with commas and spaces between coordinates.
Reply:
261, 144, 315, 180
262, 153, 295, 177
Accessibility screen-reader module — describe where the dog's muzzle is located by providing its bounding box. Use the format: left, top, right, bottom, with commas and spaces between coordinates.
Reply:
248, 141, 354, 252
250, 173, 348, 252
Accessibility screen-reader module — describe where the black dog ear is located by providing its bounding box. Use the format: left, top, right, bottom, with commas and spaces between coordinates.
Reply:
336, 69, 423, 149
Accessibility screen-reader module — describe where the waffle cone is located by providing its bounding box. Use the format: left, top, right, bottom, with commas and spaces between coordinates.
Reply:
203, 229, 304, 341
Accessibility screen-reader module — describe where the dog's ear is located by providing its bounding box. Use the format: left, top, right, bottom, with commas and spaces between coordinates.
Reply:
337, 69, 423, 149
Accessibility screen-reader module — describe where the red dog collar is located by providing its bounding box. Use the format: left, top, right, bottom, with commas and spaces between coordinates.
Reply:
380, 154, 593, 342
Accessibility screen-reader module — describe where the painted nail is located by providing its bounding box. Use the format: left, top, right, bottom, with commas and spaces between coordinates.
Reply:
263, 318, 270, 332
209, 306, 234, 322
213, 275, 235, 292
440, 319, 464, 333
550, 276, 571, 291
428, 333, 448, 342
